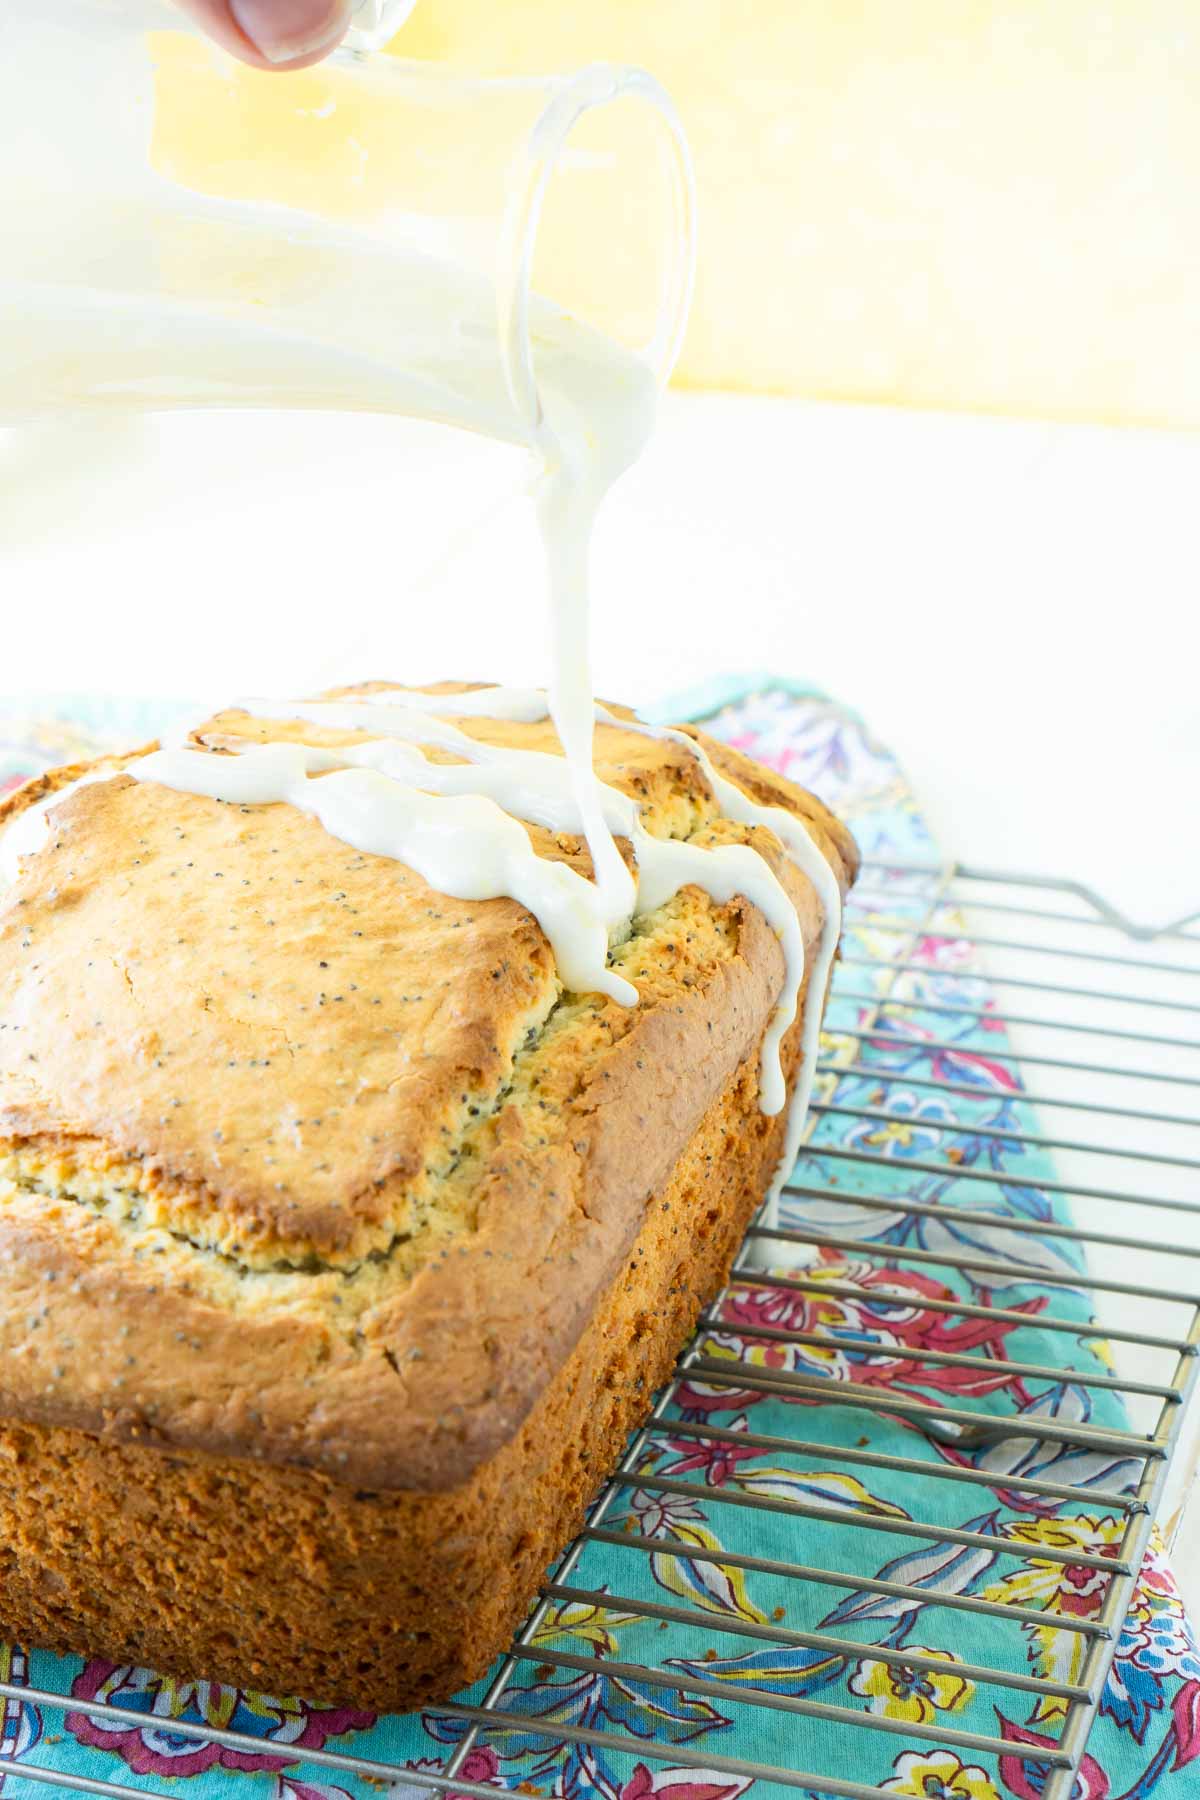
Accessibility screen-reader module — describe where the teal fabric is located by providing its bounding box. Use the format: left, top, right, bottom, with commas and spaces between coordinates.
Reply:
0, 686, 1195, 1800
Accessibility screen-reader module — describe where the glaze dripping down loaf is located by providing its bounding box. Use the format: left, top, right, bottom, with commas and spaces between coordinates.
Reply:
0, 685, 857, 1708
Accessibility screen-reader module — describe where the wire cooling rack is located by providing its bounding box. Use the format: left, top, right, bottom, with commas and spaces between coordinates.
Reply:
1, 859, 1198, 1800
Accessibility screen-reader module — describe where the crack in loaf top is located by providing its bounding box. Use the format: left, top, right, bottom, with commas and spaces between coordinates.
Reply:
0, 684, 857, 1486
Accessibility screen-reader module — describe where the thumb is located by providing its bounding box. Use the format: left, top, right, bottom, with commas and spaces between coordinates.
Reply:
173, 0, 353, 69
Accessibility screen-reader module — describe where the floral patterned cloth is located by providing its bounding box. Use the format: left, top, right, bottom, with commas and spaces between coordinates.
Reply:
0, 683, 1197, 1800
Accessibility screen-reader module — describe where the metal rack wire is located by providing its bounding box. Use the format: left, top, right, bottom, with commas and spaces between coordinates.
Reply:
1, 860, 1198, 1800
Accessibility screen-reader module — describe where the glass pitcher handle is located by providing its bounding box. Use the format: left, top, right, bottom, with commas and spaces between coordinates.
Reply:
345, 0, 416, 53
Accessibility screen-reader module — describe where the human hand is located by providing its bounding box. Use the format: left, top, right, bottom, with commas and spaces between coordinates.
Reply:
174, 0, 353, 69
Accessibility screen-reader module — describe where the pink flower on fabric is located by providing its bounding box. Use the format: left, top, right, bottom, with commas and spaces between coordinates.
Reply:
392, 1754, 502, 1800
658, 1431, 759, 1487
447, 1745, 502, 1797
996, 1717, 1109, 1800
620, 1761, 752, 1800
66, 1662, 373, 1778
930, 1047, 1020, 1092
911, 935, 975, 971
1173, 1680, 1200, 1770
711, 1260, 1045, 1402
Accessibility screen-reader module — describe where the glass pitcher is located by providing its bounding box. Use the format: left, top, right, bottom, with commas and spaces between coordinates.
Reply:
0, 0, 695, 457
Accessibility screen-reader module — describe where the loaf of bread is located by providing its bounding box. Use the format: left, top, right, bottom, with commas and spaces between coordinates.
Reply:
0, 687, 856, 1710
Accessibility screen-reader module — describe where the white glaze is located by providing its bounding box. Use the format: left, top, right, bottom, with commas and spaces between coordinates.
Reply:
131, 740, 638, 1005
614, 714, 840, 1269
195, 696, 806, 1076
206, 685, 829, 1255
412, 689, 841, 1264
0, 680, 835, 1277
357, 688, 554, 724
536, 467, 639, 941
289, 686, 838, 1266
344, 687, 839, 1178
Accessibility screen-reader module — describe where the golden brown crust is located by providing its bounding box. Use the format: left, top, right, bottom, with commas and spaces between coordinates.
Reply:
0, 687, 854, 1493
0, 1014, 800, 1711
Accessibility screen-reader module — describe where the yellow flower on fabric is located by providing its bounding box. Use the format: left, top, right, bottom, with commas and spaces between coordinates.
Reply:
529, 1599, 637, 1656
868, 1120, 922, 1151
982, 1515, 1122, 1619
850, 1649, 973, 1723
883, 1749, 1001, 1800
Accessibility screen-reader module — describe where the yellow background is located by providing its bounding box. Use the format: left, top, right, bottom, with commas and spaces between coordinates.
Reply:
153, 4, 1200, 428
391, 1, 1199, 429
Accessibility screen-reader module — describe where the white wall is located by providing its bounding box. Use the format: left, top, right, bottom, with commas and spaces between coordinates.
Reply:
2, 393, 1197, 921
